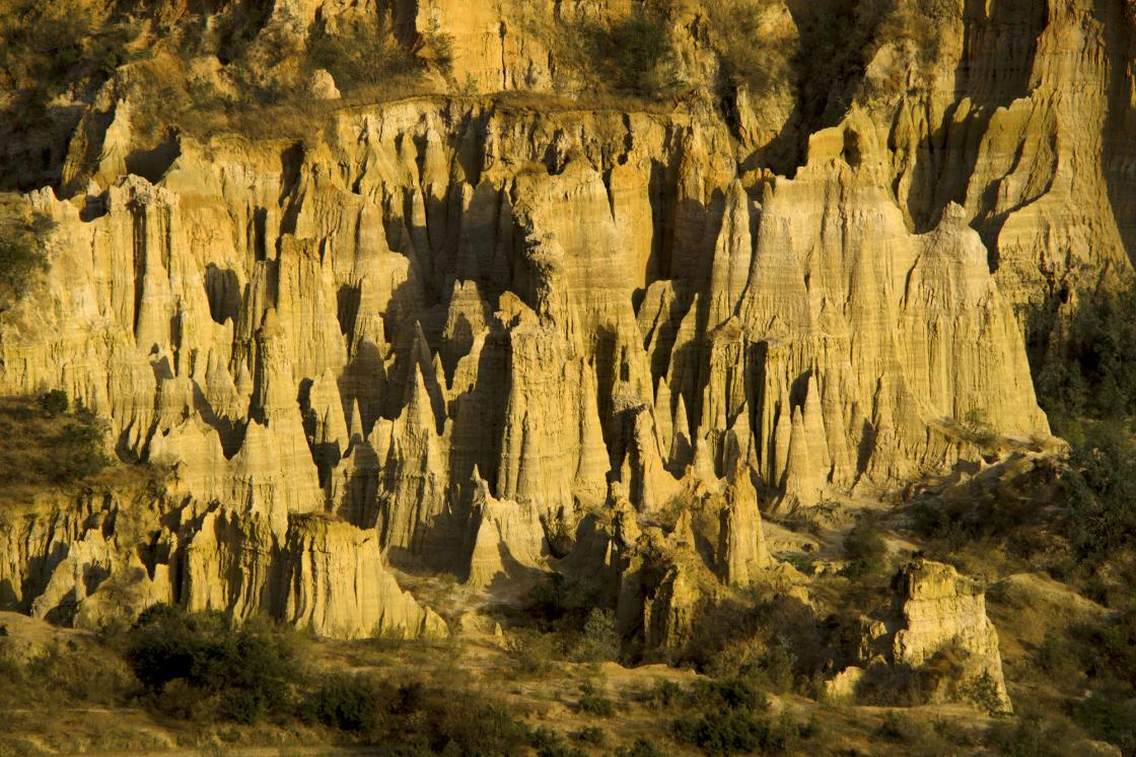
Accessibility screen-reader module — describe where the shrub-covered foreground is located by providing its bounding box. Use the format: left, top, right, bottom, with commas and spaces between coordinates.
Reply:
4, 600, 1126, 755
0, 605, 596, 753
910, 417, 1136, 752
120, 605, 551, 751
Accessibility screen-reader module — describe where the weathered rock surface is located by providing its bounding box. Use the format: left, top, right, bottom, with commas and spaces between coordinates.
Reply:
822, 559, 1013, 712
0, 489, 442, 640
0, 0, 1133, 643
891, 560, 1012, 711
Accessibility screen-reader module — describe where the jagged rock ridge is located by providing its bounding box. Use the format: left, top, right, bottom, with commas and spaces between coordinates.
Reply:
0, 0, 1131, 675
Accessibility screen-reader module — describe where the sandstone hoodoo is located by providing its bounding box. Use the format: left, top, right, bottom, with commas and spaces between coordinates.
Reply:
1, 0, 1134, 752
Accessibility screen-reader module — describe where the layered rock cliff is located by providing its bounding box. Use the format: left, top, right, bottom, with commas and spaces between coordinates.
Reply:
0, 0, 1132, 653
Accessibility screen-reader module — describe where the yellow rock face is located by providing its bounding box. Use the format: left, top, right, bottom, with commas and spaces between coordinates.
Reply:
0, 0, 1131, 641
892, 559, 1013, 712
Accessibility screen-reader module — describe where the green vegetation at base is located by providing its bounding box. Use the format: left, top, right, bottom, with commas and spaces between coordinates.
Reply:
1034, 285, 1136, 428
504, 572, 622, 672
125, 605, 302, 724
3, 599, 1120, 755
0, 393, 111, 491
0, 632, 136, 711
912, 404, 1136, 750
303, 678, 538, 754
0, 604, 572, 753
835, 282, 1136, 754
0, 198, 51, 311
575, 680, 616, 717
1022, 609, 1136, 753
840, 518, 889, 580
632, 676, 818, 754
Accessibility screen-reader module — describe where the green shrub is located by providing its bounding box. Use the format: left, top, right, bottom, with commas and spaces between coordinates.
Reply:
423, 699, 533, 754
506, 628, 558, 676
646, 679, 683, 707
525, 570, 612, 626
8, 641, 136, 708
0, 395, 111, 490
124, 605, 303, 724
572, 608, 620, 662
874, 712, 957, 752
688, 677, 770, 712
301, 672, 538, 751
576, 681, 616, 717
1062, 422, 1136, 562
965, 671, 1008, 716
1034, 285, 1136, 423
530, 726, 586, 757
48, 418, 111, 483
304, 13, 420, 92
301, 672, 381, 733
577, 6, 677, 98
664, 674, 817, 754
1033, 633, 1085, 691
672, 708, 773, 754
986, 711, 1080, 757
38, 390, 68, 416
615, 737, 665, 757
0, 209, 51, 311
854, 662, 931, 707
571, 725, 606, 745
1072, 688, 1136, 754
840, 519, 888, 579
705, 641, 797, 693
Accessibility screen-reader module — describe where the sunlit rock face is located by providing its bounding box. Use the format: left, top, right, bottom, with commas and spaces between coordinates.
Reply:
0, 0, 1132, 640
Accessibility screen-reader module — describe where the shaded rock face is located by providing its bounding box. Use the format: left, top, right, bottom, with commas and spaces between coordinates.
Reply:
597, 469, 781, 653
0, 0, 1132, 637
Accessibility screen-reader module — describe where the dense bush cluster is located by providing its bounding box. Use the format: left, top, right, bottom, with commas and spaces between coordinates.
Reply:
509, 572, 622, 669
305, 17, 419, 92
125, 605, 302, 723
649, 676, 818, 754
115, 605, 583, 752
571, 3, 678, 99
0, 1, 141, 99
1061, 421, 1136, 563
1034, 286, 1136, 427
0, 203, 51, 311
0, 393, 111, 490
302, 676, 539, 753
840, 519, 889, 580
0, 635, 136, 710
660, 594, 820, 694
1023, 610, 1136, 753
880, 277, 1136, 750
914, 417, 1136, 581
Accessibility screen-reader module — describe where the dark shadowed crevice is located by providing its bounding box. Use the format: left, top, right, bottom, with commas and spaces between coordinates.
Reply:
1098, 0, 1136, 267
